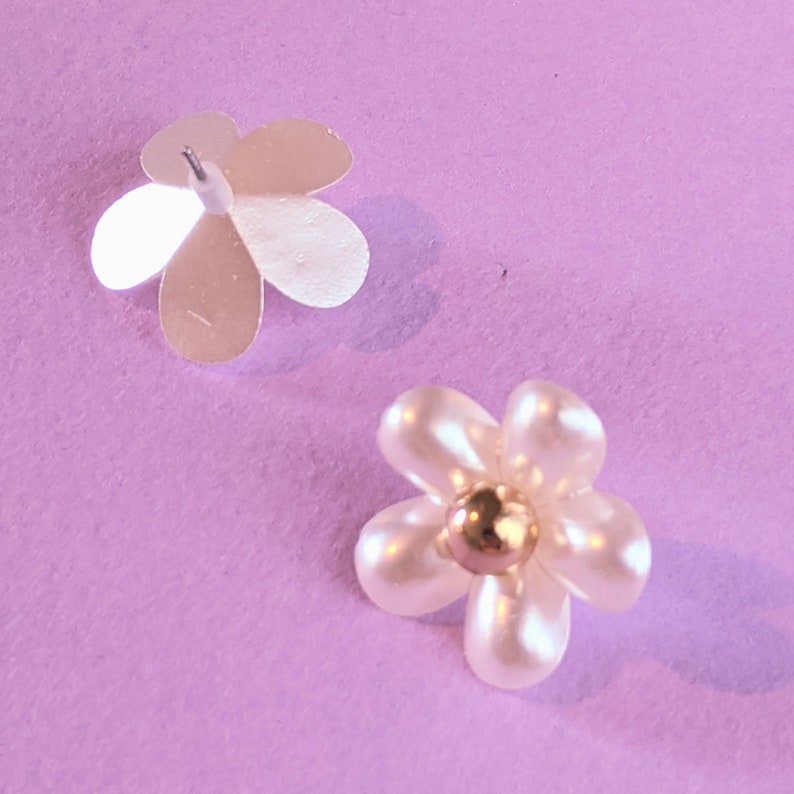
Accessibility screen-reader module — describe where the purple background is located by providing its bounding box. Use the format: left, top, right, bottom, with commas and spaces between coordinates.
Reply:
2, 1, 792, 791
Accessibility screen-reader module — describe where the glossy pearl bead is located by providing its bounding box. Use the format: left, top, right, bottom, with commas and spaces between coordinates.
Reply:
445, 483, 539, 575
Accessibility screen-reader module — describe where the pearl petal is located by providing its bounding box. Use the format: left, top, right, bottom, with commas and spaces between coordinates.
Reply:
464, 558, 570, 689
500, 380, 606, 500
377, 387, 500, 502
355, 497, 471, 616
537, 489, 651, 612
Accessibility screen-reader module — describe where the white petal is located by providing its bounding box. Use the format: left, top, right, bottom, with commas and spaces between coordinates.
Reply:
158, 213, 264, 364
91, 184, 203, 290
223, 118, 353, 195
537, 489, 651, 612
377, 387, 500, 503
500, 380, 606, 500
465, 558, 570, 689
230, 195, 369, 308
355, 497, 471, 616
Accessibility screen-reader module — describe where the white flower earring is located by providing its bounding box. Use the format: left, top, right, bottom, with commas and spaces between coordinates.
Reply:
91, 111, 369, 364
354, 380, 651, 689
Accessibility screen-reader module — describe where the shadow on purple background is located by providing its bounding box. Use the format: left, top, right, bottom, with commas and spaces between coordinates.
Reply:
334, 533, 794, 701
532, 539, 794, 702
227, 194, 441, 375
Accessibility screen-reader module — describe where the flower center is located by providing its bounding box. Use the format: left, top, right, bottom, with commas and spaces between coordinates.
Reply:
444, 483, 539, 575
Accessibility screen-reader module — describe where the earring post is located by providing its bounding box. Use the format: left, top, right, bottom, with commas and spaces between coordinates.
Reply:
181, 146, 207, 181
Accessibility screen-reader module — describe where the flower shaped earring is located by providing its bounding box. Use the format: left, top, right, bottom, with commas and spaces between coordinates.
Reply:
354, 380, 651, 689
91, 111, 369, 364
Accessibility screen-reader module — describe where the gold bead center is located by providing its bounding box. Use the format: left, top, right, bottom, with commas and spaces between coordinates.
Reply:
445, 483, 538, 575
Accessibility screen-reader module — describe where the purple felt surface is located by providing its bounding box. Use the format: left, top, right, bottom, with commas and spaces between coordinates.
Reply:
1, 1, 793, 791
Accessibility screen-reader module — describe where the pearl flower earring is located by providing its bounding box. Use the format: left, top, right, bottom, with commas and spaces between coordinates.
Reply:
355, 380, 651, 689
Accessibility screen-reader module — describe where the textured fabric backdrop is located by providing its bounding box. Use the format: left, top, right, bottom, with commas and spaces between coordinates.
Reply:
1, 1, 792, 791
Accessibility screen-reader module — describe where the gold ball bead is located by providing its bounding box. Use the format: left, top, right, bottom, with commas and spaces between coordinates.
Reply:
445, 483, 538, 575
